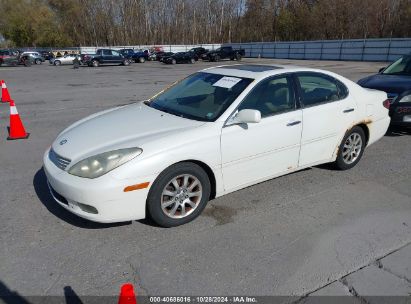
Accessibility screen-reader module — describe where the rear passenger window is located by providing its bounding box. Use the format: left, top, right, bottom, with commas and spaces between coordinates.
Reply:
297, 73, 347, 107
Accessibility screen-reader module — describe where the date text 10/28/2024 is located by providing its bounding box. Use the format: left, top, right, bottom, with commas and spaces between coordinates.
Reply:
149, 297, 257, 303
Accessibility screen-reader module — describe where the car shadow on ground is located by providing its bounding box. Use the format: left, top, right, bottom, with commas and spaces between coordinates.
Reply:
0, 280, 88, 304
33, 168, 131, 229
385, 126, 411, 137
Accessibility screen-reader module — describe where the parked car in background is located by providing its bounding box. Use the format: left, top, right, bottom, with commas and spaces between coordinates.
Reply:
201, 46, 245, 62
358, 54, 411, 128
80, 53, 94, 65
0, 49, 17, 66
148, 53, 156, 61
188, 47, 208, 61
21, 51, 45, 64
157, 52, 174, 62
0, 50, 33, 66
162, 52, 196, 64
83, 49, 130, 67
119, 49, 135, 61
40, 51, 54, 61
43, 64, 390, 227
50, 53, 79, 66
132, 49, 150, 63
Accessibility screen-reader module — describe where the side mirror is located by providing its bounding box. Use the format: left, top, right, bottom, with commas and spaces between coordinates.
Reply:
228, 109, 261, 125
379, 67, 386, 73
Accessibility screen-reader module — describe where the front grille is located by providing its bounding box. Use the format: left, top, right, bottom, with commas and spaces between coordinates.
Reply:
49, 148, 71, 170
387, 93, 399, 104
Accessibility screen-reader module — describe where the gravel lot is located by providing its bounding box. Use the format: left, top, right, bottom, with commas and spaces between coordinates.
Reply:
0, 58, 410, 299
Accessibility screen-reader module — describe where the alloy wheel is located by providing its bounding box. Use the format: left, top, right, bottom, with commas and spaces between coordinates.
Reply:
342, 132, 363, 164
161, 174, 203, 219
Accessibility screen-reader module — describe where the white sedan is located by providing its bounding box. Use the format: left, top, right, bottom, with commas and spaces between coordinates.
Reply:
44, 64, 390, 227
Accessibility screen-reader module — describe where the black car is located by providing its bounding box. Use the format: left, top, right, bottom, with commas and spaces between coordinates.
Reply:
162, 52, 196, 64
157, 52, 174, 62
40, 51, 54, 60
201, 46, 245, 62
358, 54, 411, 128
188, 47, 208, 60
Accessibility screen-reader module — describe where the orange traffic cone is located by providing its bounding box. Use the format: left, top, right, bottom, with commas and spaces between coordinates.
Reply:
118, 283, 137, 304
1, 80, 12, 103
7, 100, 29, 140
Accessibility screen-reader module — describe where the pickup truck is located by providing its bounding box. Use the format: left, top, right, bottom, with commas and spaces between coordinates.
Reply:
83, 49, 130, 67
119, 49, 135, 60
201, 46, 245, 62
132, 49, 150, 63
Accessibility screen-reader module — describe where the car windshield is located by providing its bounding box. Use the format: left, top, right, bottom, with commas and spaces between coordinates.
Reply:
383, 55, 411, 75
147, 72, 253, 122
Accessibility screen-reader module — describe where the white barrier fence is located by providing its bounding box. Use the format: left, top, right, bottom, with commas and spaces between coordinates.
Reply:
223, 38, 411, 62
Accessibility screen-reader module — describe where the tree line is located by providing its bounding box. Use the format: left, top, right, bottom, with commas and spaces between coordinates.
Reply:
0, 0, 410, 48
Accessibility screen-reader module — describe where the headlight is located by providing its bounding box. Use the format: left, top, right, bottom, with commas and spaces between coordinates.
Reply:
68, 148, 142, 179
398, 94, 411, 103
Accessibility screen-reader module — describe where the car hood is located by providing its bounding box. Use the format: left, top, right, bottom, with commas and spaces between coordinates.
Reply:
52, 102, 205, 162
358, 74, 411, 94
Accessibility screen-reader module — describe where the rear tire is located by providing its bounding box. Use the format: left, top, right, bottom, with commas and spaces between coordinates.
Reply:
171, 59, 177, 64
334, 126, 366, 170
147, 162, 211, 227
235, 53, 242, 61
35, 58, 42, 64
138, 57, 145, 63
214, 55, 220, 62
92, 60, 99, 67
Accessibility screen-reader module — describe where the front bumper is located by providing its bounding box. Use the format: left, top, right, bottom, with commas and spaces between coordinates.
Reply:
43, 149, 155, 223
389, 104, 411, 127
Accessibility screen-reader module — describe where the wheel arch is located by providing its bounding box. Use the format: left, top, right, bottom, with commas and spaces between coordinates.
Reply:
150, 159, 217, 200
175, 160, 217, 200
354, 123, 370, 146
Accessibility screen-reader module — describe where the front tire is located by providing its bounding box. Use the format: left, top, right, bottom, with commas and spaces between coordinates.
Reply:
190, 58, 195, 64
54, 60, 61, 66
334, 126, 366, 170
147, 162, 211, 227
138, 57, 145, 63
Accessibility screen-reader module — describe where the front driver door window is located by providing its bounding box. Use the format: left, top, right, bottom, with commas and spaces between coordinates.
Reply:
220, 75, 303, 191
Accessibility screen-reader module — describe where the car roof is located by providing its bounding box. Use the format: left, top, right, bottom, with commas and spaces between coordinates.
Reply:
202, 64, 336, 80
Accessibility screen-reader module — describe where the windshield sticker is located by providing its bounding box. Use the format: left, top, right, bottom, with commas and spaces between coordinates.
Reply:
213, 76, 242, 89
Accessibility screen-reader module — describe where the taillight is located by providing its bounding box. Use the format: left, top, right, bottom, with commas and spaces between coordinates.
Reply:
383, 99, 390, 109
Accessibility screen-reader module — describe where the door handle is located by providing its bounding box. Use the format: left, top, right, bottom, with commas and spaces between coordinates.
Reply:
287, 120, 301, 126
343, 108, 355, 113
